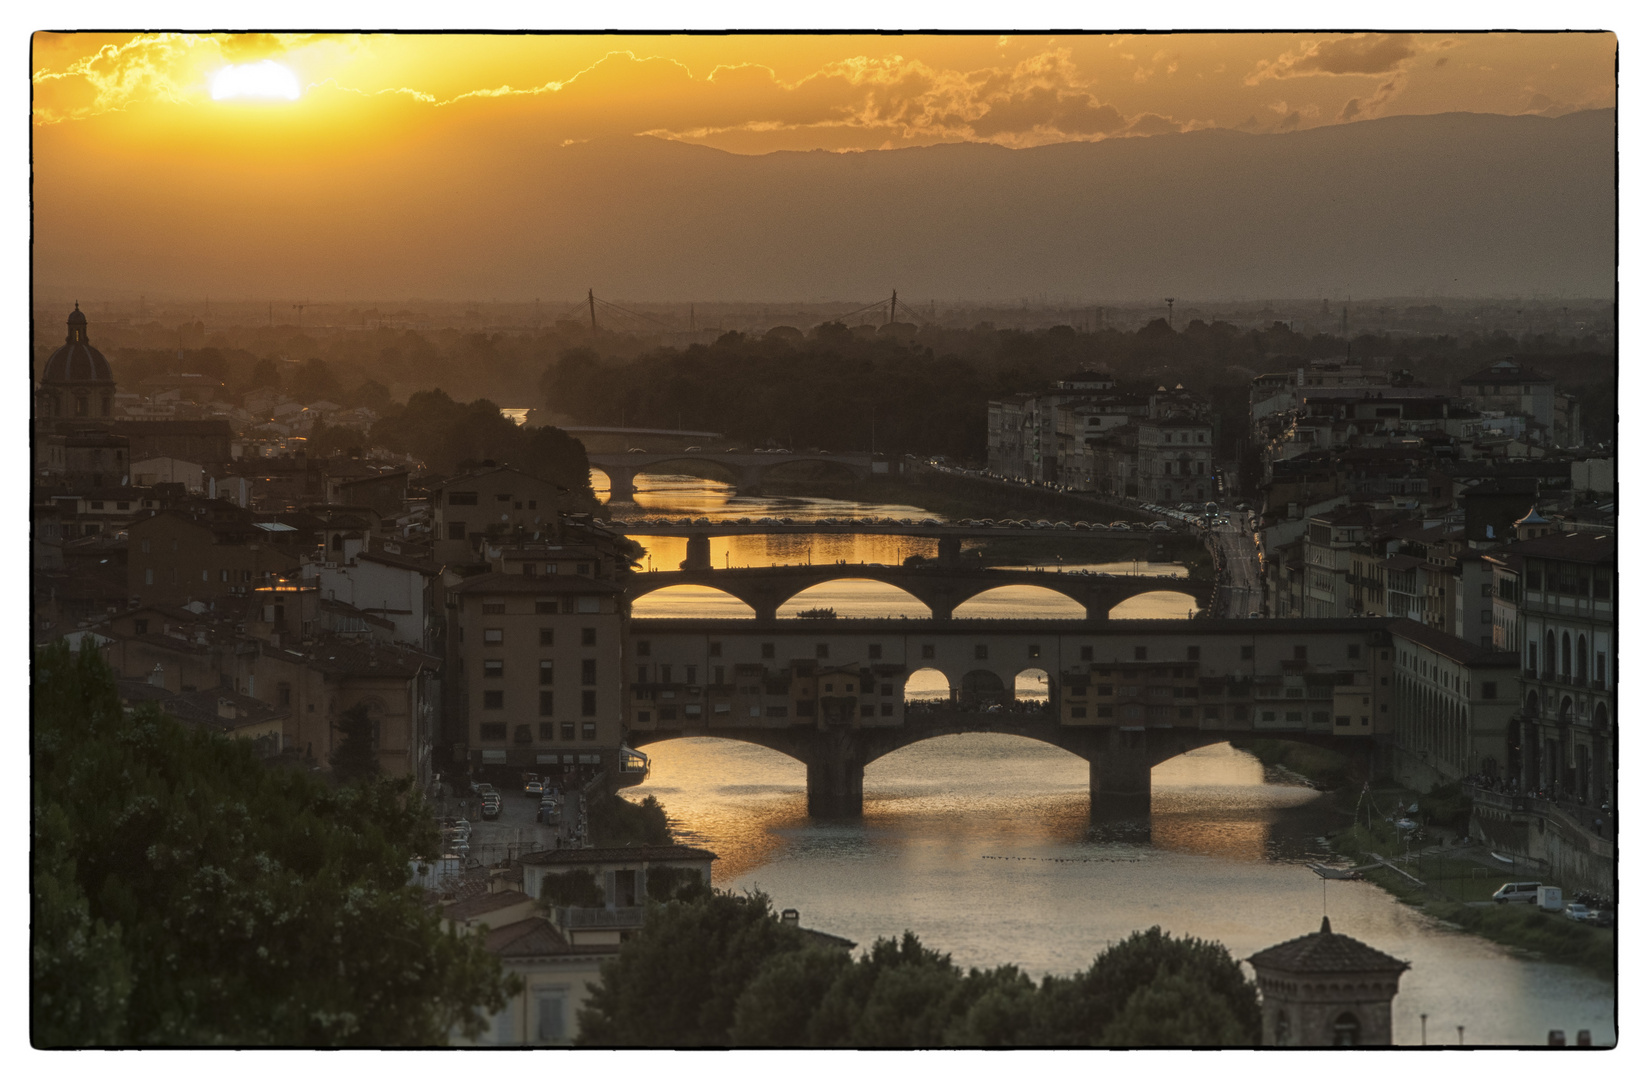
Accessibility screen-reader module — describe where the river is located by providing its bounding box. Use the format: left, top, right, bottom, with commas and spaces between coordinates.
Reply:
600, 472, 1616, 1046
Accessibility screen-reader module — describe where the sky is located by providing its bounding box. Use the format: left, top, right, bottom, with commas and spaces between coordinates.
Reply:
28, 31, 1618, 303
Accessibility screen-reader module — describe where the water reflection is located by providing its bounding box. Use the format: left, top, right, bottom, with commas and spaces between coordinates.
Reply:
623, 733, 1615, 1043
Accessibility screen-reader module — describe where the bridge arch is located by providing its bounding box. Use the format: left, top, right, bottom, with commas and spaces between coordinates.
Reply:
958, 669, 1007, 709
903, 666, 952, 705
1013, 666, 1051, 703
1108, 589, 1201, 619
629, 584, 757, 619
952, 584, 1088, 619
777, 578, 933, 619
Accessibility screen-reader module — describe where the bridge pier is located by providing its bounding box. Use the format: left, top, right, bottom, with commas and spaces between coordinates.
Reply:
806, 748, 865, 817
937, 535, 962, 564
681, 533, 713, 571
1090, 729, 1154, 815
737, 465, 765, 496
605, 467, 637, 502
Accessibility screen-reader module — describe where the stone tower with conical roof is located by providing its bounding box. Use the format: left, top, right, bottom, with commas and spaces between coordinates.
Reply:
37, 303, 117, 421
1247, 917, 1409, 1046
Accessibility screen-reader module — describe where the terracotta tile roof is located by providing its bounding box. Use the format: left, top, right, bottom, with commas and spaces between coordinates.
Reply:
481, 917, 616, 959
441, 889, 538, 921
1388, 620, 1518, 668
1247, 917, 1409, 974
1505, 531, 1615, 565
452, 572, 622, 596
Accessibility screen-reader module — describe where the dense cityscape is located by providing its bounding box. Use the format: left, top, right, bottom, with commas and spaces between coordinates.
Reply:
31, 30, 1616, 1051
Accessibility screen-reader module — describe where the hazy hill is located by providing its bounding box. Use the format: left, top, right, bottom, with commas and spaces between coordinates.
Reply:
35, 110, 1613, 302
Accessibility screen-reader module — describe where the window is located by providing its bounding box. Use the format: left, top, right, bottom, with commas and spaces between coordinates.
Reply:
1070, 706, 1088, 718
539, 629, 555, 647
640, 711, 654, 723
484, 628, 503, 645
1311, 710, 1330, 725
975, 644, 988, 660
1241, 645, 1254, 660
140, 539, 151, 553
1179, 706, 1193, 719
560, 722, 576, 740
447, 491, 478, 505
581, 659, 597, 685
1081, 645, 1093, 661
1187, 646, 1200, 661
869, 644, 882, 660
1095, 705, 1113, 718
535, 991, 566, 1043
816, 644, 830, 659
762, 643, 775, 659
479, 722, 506, 741
709, 642, 722, 658
576, 597, 600, 614
144, 569, 155, 586
581, 628, 597, 646
581, 691, 597, 716
1203, 706, 1221, 720
482, 603, 505, 615
539, 691, 554, 717
1481, 681, 1497, 700
684, 666, 697, 685
133, 618, 149, 635
496, 493, 512, 503
860, 705, 874, 718
277, 682, 291, 707
483, 691, 504, 710
528, 500, 537, 510
1480, 610, 1493, 624
1347, 644, 1361, 659
581, 722, 597, 740
1027, 644, 1041, 659
536, 600, 558, 615
1594, 576, 1611, 599
637, 664, 648, 682
1134, 646, 1148, 660
539, 721, 555, 739
922, 644, 935, 659
766, 705, 789, 718
796, 701, 816, 718
539, 660, 554, 685
484, 660, 504, 678
1526, 569, 1542, 590
880, 703, 894, 717
447, 522, 466, 540
1285, 711, 1303, 724
577, 563, 590, 576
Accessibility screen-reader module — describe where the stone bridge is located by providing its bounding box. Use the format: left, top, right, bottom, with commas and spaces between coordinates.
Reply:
624, 564, 1212, 621
622, 616, 1393, 816
628, 706, 1373, 818
588, 450, 875, 500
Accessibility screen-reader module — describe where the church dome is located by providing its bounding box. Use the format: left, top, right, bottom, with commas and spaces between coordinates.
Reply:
42, 303, 113, 385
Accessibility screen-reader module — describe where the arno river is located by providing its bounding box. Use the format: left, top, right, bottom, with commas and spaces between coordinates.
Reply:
596, 472, 1615, 1046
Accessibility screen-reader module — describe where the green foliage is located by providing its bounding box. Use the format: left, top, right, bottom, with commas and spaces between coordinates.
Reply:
31, 642, 515, 1046
288, 357, 341, 403
368, 388, 596, 510
329, 702, 381, 785
577, 887, 1259, 1048
1418, 781, 1473, 830
1098, 971, 1249, 1046
588, 793, 671, 847
644, 865, 709, 904
576, 889, 808, 1046
538, 869, 604, 909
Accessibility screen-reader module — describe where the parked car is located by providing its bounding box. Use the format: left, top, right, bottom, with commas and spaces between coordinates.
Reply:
526, 779, 544, 798
480, 797, 501, 820
1492, 881, 1542, 904
1564, 902, 1594, 922
522, 772, 540, 794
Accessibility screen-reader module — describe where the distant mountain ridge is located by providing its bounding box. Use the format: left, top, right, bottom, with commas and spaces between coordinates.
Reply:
33, 109, 1614, 302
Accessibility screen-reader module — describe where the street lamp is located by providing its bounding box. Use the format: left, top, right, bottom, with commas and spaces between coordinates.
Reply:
1420, 1014, 1427, 1046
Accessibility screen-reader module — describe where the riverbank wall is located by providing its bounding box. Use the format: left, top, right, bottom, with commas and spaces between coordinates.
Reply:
1467, 787, 1615, 899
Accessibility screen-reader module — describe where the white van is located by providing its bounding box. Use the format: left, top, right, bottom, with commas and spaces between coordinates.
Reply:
1492, 881, 1542, 904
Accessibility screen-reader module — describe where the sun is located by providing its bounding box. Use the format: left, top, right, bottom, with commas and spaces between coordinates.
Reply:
210, 60, 302, 102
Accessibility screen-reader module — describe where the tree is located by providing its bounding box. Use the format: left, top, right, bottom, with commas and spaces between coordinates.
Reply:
289, 357, 341, 403
246, 357, 282, 393
329, 702, 380, 784
1098, 971, 1249, 1046
576, 890, 810, 1046
31, 642, 514, 1046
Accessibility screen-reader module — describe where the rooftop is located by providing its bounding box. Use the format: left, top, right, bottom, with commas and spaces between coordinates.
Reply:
1247, 916, 1410, 975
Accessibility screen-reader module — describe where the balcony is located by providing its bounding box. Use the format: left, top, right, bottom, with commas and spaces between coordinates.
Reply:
550, 906, 646, 931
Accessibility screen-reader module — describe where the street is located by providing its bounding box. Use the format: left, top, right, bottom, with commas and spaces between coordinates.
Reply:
1207, 511, 1265, 618
436, 782, 588, 865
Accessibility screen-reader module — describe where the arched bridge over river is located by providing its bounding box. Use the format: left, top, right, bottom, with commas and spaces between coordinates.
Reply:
623, 617, 1394, 816
626, 564, 1212, 621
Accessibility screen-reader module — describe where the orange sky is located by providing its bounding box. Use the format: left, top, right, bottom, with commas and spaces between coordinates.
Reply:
29, 33, 1617, 301
34, 32, 1615, 150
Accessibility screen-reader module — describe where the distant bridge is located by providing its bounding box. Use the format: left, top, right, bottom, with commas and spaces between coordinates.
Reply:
623, 616, 1391, 816
625, 564, 1210, 621
588, 450, 876, 500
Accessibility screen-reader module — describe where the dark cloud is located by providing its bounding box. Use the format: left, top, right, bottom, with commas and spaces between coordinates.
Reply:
1340, 98, 1361, 121
1276, 110, 1303, 132
1123, 112, 1182, 137
1298, 33, 1416, 76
